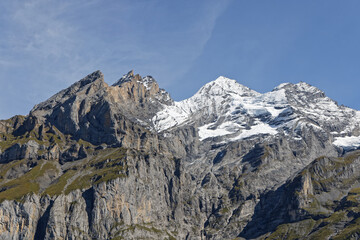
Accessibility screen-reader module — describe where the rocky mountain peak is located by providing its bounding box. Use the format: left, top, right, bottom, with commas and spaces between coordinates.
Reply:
62, 70, 106, 94
112, 70, 159, 91
79, 70, 104, 85
112, 70, 135, 86
30, 70, 171, 121
30, 70, 107, 120
272, 81, 326, 101
110, 70, 172, 106
23, 70, 174, 146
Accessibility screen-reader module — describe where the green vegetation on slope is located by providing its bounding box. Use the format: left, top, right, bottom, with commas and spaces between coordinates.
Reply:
0, 161, 58, 201
264, 151, 360, 239
64, 148, 127, 194
0, 147, 129, 200
0, 117, 129, 200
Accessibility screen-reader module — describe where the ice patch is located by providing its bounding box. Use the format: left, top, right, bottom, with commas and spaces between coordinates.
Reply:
231, 123, 278, 141
333, 136, 360, 149
198, 122, 241, 141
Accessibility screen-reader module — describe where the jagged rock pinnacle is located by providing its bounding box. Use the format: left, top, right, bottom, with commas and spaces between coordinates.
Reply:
112, 70, 136, 86
78, 70, 104, 86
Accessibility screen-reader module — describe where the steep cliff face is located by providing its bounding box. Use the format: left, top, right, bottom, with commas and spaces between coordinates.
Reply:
0, 152, 181, 239
29, 70, 170, 148
0, 71, 360, 239
241, 151, 360, 239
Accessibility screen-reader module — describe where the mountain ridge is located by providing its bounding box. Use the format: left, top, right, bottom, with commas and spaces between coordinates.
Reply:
0, 70, 360, 239
152, 74, 360, 150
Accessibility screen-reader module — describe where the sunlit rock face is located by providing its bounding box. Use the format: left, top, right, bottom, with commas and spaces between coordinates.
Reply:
0, 71, 359, 239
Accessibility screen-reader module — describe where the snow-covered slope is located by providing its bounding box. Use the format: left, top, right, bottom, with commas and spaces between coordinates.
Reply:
153, 77, 259, 132
152, 76, 360, 148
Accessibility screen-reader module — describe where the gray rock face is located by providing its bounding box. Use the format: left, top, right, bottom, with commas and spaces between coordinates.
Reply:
0, 71, 359, 239
30, 70, 171, 148
0, 140, 39, 163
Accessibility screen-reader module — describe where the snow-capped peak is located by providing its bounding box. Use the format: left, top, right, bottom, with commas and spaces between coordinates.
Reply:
273, 82, 291, 91
295, 82, 322, 92
152, 76, 360, 148
152, 76, 262, 132
273, 81, 322, 93
197, 76, 259, 97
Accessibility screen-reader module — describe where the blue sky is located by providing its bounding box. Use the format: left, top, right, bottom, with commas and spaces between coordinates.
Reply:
1, 0, 360, 119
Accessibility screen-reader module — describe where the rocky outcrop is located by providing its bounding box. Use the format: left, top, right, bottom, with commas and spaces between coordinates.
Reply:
0, 149, 183, 240
240, 151, 360, 239
28, 70, 171, 150
0, 140, 39, 163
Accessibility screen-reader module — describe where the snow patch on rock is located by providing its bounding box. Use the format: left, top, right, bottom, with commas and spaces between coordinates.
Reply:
232, 123, 278, 141
333, 136, 360, 149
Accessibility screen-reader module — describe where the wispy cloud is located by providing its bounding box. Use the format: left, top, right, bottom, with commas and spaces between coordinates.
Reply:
0, 0, 231, 119
110, 0, 232, 87
1, 0, 230, 80
4, 1, 74, 59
